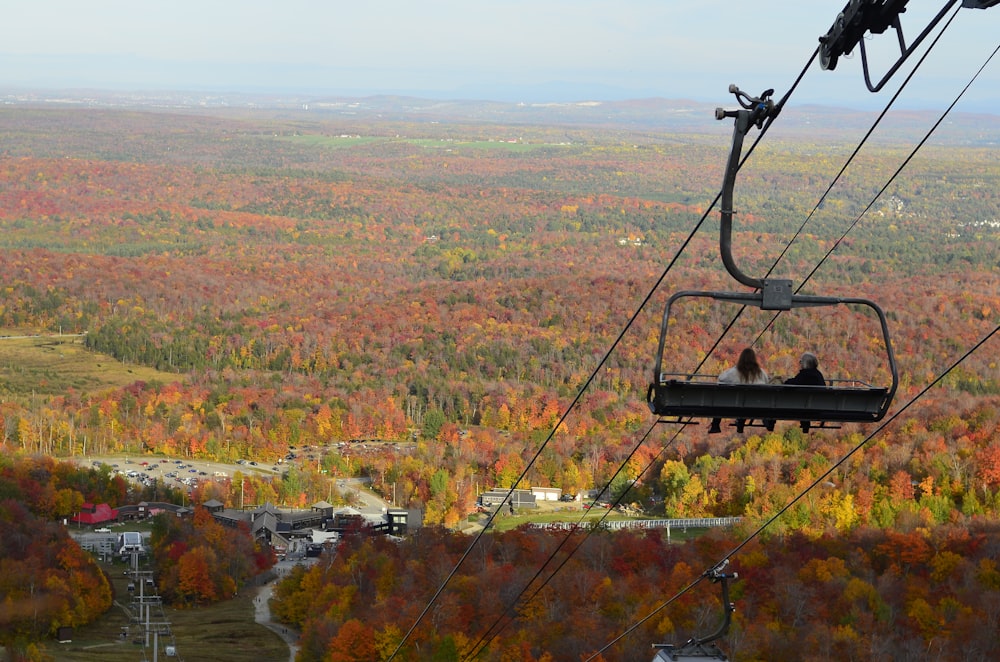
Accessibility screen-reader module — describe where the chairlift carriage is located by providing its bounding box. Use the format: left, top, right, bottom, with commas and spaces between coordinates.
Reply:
651, 563, 737, 661
646, 86, 899, 431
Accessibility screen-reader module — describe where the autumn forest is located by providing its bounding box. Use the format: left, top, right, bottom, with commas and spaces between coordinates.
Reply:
0, 100, 999, 659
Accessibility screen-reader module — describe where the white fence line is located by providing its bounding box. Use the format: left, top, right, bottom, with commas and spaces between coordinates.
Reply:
530, 516, 741, 531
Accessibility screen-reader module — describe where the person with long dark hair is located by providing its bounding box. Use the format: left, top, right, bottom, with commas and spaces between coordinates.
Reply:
709, 347, 768, 434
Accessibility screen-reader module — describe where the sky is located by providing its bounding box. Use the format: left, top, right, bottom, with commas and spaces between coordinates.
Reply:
2, 1, 998, 111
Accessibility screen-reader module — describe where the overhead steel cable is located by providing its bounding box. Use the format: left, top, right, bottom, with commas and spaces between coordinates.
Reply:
386, 219, 698, 658
387, 188, 701, 659
696, 5, 966, 376
460, 422, 664, 661
590, 17, 1000, 660
770, 4, 963, 290
453, 50, 820, 662
587, 323, 1000, 661
753, 16, 998, 352
793, 32, 999, 293
391, 44, 817, 662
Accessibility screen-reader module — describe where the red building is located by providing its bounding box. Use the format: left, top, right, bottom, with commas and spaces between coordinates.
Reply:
71, 502, 119, 526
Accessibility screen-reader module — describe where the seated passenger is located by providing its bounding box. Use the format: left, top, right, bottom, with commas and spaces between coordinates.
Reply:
709, 347, 768, 434
784, 352, 825, 432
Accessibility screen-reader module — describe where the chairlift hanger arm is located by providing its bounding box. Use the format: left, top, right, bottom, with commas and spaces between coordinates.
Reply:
651, 563, 737, 660
714, 85, 777, 291
686, 563, 737, 648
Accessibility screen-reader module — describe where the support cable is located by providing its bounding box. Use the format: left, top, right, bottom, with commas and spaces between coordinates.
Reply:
387, 208, 698, 659
460, 422, 665, 660
455, 50, 819, 662
696, 5, 965, 374
391, 43, 808, 662
388, 71, 804, 659
588, 323, 1000, 660
754, 21, 997, 348
589, 16, 1000, 659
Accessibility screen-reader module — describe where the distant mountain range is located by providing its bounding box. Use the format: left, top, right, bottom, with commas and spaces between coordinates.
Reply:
2, 86, 997, 144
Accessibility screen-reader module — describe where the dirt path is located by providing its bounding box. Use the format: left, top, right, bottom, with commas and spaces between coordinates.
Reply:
254, 568, 300, 662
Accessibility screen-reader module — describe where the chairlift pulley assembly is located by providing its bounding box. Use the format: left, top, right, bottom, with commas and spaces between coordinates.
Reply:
818, 0, 997, 92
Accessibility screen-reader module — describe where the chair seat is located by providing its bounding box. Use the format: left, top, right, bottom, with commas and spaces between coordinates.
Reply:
648, 380, 890, 422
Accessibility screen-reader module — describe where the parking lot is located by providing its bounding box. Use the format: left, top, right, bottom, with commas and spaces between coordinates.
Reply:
77, 455, 285, 490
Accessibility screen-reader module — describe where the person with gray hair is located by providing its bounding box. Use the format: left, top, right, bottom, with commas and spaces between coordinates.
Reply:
785, 352, 824, 385
784, 352, 826, 432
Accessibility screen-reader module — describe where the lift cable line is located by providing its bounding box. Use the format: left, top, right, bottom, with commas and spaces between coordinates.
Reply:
753, 31, 1000, 354
386, 229, 697, 658
389, 60, 813, 660
458, 59, 822, 662
460, 423, 666, 661
661, 6, 961, 388
454, 64, 824, 662
601, 15, 1000, 660
624, 24, 999, 662
588, 323, 1000, 661
600, 6, 1000, 658
394, 9, 984, 652
387, 196, 707, 658
425, 23, 994, 658
768, 4, 962, 299
793, 34, 1000, 295
385, 232, 698, 658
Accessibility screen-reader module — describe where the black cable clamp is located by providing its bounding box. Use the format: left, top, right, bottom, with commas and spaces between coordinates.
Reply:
714, 85, 775, 130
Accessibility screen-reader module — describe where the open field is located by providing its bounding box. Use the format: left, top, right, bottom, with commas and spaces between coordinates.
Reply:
0, 332, 181, 400
469, 501, 711, 542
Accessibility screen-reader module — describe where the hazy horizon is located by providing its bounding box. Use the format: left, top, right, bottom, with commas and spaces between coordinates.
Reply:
3, 2, 999, 112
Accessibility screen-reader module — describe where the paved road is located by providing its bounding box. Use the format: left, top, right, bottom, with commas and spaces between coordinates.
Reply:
255, 555, 312, 662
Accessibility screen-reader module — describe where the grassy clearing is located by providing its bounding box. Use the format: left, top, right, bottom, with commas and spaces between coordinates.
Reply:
283, 133, 382, 149
469, 506, 711, 542
480, 506, 626, 532
51, 558, 288, 662
0, 333, 181, 400
283, 133, 559, 152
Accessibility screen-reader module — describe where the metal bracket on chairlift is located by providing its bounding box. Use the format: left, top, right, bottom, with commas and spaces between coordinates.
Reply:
714, 86, 791, 310
817, 0, 985, 93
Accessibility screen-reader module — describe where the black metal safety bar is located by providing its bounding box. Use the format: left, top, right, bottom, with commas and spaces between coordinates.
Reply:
646, 290, 899, 424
